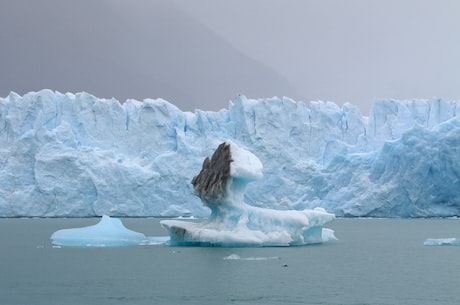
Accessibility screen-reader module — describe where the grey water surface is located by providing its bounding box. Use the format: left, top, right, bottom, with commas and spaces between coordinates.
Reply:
0, 218, 459, 305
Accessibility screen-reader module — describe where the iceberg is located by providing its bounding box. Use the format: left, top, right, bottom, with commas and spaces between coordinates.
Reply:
51, 215, 168, 247
0, 90, 459, 218
160, 142, 335, 246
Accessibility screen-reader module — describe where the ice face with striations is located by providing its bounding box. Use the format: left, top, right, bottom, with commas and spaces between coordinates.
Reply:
0, 90, 459, 218
160, 142, 336, 246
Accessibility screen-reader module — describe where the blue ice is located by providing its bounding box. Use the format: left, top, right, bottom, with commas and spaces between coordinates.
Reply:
1, 90, 459, 218
51, 215, 168, 247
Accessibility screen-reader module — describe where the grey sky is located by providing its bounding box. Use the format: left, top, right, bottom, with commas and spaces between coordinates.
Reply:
1, 0, 459, 114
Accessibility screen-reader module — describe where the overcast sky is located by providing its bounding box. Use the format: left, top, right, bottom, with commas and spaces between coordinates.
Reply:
1, 0, 459, 114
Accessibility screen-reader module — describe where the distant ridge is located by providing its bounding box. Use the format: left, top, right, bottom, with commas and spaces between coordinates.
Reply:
0, 0, 298, 111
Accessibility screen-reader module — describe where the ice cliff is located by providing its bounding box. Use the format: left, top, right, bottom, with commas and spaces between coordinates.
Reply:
1, 90, 459, 217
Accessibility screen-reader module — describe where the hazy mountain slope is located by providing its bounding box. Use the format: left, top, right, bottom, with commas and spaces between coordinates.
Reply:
0, 0, 298, 111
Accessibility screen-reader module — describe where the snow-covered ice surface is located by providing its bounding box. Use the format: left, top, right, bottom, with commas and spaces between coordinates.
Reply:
423, 238, 460, 246
51, 215, 169, 247
1, 90, 459, 218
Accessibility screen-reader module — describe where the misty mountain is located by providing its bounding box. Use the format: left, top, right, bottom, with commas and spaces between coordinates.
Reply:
0, 0, 299, 111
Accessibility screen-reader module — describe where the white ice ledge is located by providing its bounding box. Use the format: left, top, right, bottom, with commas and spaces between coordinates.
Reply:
161, 206, 335, 247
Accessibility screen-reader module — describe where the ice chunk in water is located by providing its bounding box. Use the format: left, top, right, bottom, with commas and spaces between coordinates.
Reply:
423, 238, 460, 246
51, 215, 168, 247
161, 142, 335, 247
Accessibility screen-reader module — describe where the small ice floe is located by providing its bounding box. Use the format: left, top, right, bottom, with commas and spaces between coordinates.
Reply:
50, 215, 169, 247
424, 238, 460, 246
322, 228, 338, 242
223, 254, 280, 261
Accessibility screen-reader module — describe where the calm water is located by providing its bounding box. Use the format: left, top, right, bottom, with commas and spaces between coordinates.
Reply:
0, 218, 459, 305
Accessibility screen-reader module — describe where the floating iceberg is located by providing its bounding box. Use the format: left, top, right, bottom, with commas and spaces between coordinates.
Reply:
223, 254, 280, 261
51, 215, 169, 247
161, 142, 336, 246
423, 238, 460, 246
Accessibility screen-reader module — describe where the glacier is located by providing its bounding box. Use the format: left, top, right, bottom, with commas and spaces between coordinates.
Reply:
1, 89, 459, 218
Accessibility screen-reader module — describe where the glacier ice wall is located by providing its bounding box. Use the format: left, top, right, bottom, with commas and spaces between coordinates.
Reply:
0, 89, 459, 217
